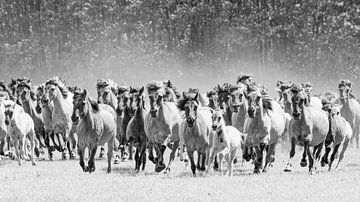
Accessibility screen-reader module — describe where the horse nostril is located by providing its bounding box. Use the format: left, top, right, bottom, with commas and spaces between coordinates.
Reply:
212, 125, 217, 130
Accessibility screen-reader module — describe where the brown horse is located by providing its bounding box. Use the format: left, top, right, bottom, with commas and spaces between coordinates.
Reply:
177, 91, 213, 176
126, 87, 147, 172
144, 81, 181, 173
71, 89, 116, 173
338, 80, 360, 148
284, 86, 329, 174
243, 85, 286, 173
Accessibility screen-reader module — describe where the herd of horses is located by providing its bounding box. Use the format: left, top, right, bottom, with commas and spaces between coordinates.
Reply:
0, 74, 359, 177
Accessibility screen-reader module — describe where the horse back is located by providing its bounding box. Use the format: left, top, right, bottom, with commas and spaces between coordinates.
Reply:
306, 107, 329, 145
98, 109, 116, 145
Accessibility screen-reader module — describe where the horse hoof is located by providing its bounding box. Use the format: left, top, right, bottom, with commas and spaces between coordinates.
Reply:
155, 164, 166, 173
164, 167, 170, 174
233, 158, 238, 164
114, 159, 120, 164
107, 168, 111, 173
300, 160, 307, 167
284, 164, 292, 172
254, 168, 260, 174
32, 162, 36, 166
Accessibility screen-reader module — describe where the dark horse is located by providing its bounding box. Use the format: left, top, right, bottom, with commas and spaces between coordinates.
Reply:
126, 87, 147, 172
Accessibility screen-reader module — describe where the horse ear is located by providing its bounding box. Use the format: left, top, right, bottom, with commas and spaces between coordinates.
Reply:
183, 92, 187, 99
346, 80, 352, 88
83, 89, 88, 98
217, 84, 222, 91
194, 92, 199, 101
139, 87, 144, 95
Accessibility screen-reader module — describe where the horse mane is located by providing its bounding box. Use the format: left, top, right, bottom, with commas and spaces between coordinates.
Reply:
162, 80, 181, 99
261, 93, 273, 111
97, 79, 119, 95
320, 91, 337, 106
177, 92, 198, 111
45, 76, 69, 99
118, 85, 130, 95
88, 97, 100, 112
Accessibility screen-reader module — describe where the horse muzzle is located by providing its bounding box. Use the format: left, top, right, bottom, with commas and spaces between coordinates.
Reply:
212, 125, 217, 131
232, 105, 240, 113
71, 114, 79, 124
150, 109, 158, 118
248, 108, 255, 118
293, 112, 301, 120
186, 117, 195, 127
4, 119, 10, 126
35, 104, 42, 114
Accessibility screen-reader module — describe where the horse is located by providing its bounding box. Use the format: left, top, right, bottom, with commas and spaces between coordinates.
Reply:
243, 85, 286, 173
215, 83, 232, 126
321, 103, 352, 171
126, 87, 148, 172
144, 81, 181, 173
177, 91, 213, 176
275, 81, 294, 114
4, 100, 36, 166
45, 77, 75, 159
284, 86, 329, 174
338, 80, 360, 149
16, 80, 47, 158
71, 89, 116, 173
228, 84, 248, 135
96, 79, 120, 159
301, 82, 323, 109
207, 109, 242, 177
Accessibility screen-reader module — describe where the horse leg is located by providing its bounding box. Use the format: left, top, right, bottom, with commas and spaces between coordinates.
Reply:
300, 145, 307, 167
218, 152, 224, 174
148, 143, 157, 164
196, 151, 201, 171
200, 152, 206, 171
254, 144, 265, 174
187, 150, 196, 176
134, 147, 140, 172
321, 145, 331, 167
336, 138, 349, 169
284, 137, 296, 172
68, 132, 77, 159
88, 144, 98, 173
0, 133, 5, 156
99, 146, 105, 159
107, 136, 114, 173
355, 126, 360, 149
264, 143, 276, 172
206, 150, 216, 174
140, 142, 147, 171
213, 155, 219, 171
154, 144, 166, 173
14, 139, 21, 166
227, 149, 237, 177
28, 130, 36, 166
128, 144, 133, 160
165, 141, 179, 174
77, 145, 86, 171
328, 144, 340, 171
305, 143, 315, 174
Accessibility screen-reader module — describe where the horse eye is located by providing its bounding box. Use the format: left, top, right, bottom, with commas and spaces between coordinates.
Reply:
218, 117, 221, 121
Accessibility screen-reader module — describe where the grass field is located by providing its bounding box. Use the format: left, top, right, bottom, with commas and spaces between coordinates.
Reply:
1, 146, 360, 202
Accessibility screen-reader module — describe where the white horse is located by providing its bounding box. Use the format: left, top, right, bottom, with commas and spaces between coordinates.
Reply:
4, 100, 36, 166
207, 109, 242, 177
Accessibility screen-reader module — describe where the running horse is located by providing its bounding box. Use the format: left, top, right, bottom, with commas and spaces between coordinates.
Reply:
338, 80, 360, 149
144, 81, 181, 173
126, 87, 148, 172
215, 83, 232, 126
16, 79, 47, 158
72, 89, 116, 173
0, 81, 11, 155
243, 84, 287, 173
45, 77, 75, 159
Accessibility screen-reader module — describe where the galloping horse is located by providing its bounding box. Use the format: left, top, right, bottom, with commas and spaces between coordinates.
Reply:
16, 79, 47, 158
177, 91, 213, 176
4, 100, 36, 166
338, 80, 360, 148
228, 84, 248, 134
243, 84, 286, 173
144, 81, 181, 173
0, 81, 11, 155
208, 109, 242, 177
126, 87, 148, 172
321, 101, 352, 171
72, 89, 116, 173
45, 77, 75, 159
284, 86, 329, 174
275, 81, 294, 114
215, 83, 232, 126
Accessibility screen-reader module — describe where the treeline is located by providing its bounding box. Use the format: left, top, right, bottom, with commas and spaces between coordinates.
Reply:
0, 0, 359, 93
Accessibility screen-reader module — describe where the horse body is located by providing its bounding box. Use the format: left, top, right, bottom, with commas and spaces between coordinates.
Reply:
208, 110, 242, 177
244, 92, 286, 173
339, 99, 360, 148
285, 88, 329, 174
321, 105, 352, 170
5, 103, 36, 166
0, 99, 8, 155
180, 106, 212, 176
73, 89, 116, 173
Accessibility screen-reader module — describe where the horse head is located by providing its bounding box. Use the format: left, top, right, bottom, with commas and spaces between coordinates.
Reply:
211, 109, 225, 132
147, 81, 165, 118
4, 102, 15, 126
45, 77, 68, 101
71, 88, 91, 124
291, 85, 309, 120
206, 90, 219, 110
216, 83, 231, 110
246, 85, 263, 118
338, 80, 352, 102
129, 87, 145, 114
228, 84, 246, 113
181, 91, 199, 127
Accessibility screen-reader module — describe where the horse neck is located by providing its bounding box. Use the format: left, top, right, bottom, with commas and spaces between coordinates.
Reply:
284, 101, 292, 114
108, 93, 118, 110
223, 106, 232, 125
253, 103, 265, 127
300, 107, 312, 125
52, 89, 67, 112
82, 106, 96, 130
22, 99, 38, 118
